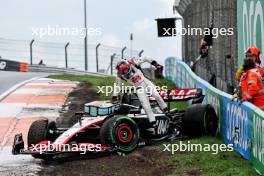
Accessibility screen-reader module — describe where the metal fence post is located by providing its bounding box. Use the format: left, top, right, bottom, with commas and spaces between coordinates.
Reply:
30, 39, 35, 65
65, 42, 70, 68
111, 53, 116, 75
138, 50, 144, 57
121, 47, 127, 59
96, 43, 101, 72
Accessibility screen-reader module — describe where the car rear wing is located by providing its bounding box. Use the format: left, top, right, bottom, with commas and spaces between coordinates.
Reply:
154, 88, 204, 102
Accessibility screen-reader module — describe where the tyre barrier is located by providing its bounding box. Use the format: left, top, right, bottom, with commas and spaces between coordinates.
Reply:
165, 57, 264, 175
0, 59, 28, 72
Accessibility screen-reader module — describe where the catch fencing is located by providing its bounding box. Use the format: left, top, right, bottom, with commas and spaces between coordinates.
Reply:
165, 57, 264, 175
0, 37, 143, 74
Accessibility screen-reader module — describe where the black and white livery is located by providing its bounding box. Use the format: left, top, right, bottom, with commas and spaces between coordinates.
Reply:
12, 88, 218, 160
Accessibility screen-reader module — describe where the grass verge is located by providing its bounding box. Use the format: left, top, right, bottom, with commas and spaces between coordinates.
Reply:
162, 136, 256, 176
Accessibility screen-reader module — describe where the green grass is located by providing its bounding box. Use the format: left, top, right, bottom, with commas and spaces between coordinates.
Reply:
162, 137, 257, 176
48, 74, 256, 176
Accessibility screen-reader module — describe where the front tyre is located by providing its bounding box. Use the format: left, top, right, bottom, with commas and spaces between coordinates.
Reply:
28, 119, 56, 160
100, 116, 139, 153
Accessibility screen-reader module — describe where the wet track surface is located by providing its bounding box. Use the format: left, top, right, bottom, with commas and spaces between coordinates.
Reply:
0, 71, 49, 94
0, 73, 70, 176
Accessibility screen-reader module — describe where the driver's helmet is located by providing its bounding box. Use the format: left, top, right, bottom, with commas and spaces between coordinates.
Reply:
116, 61, 132, 78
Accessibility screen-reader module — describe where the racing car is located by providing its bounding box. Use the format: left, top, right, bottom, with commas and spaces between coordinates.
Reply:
12, 88, 218, 160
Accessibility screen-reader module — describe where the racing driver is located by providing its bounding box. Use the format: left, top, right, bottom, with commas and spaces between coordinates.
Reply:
112, 57, 168, 126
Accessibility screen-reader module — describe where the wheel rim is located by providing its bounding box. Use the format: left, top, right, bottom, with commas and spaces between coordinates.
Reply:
117, 125, 133, 143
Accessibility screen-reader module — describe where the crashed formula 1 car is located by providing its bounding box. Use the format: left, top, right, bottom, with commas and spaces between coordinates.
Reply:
12, 88, 218, 160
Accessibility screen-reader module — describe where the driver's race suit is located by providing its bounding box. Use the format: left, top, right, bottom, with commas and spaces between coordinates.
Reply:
113, 57, 167, 122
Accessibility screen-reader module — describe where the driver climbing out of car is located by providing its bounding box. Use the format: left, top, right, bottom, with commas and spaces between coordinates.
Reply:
112, 57, 168, 126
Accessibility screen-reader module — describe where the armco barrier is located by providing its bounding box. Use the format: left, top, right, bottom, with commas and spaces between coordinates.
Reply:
165, 57, 264, 175
0, 59, 28, 72
0, 59, 108, 77
28, 65, 109, 77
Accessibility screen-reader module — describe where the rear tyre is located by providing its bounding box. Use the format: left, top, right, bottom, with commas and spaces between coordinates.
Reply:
183, 104, 218, 137
28, 119, 55, 160
100, 116, 139, 153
